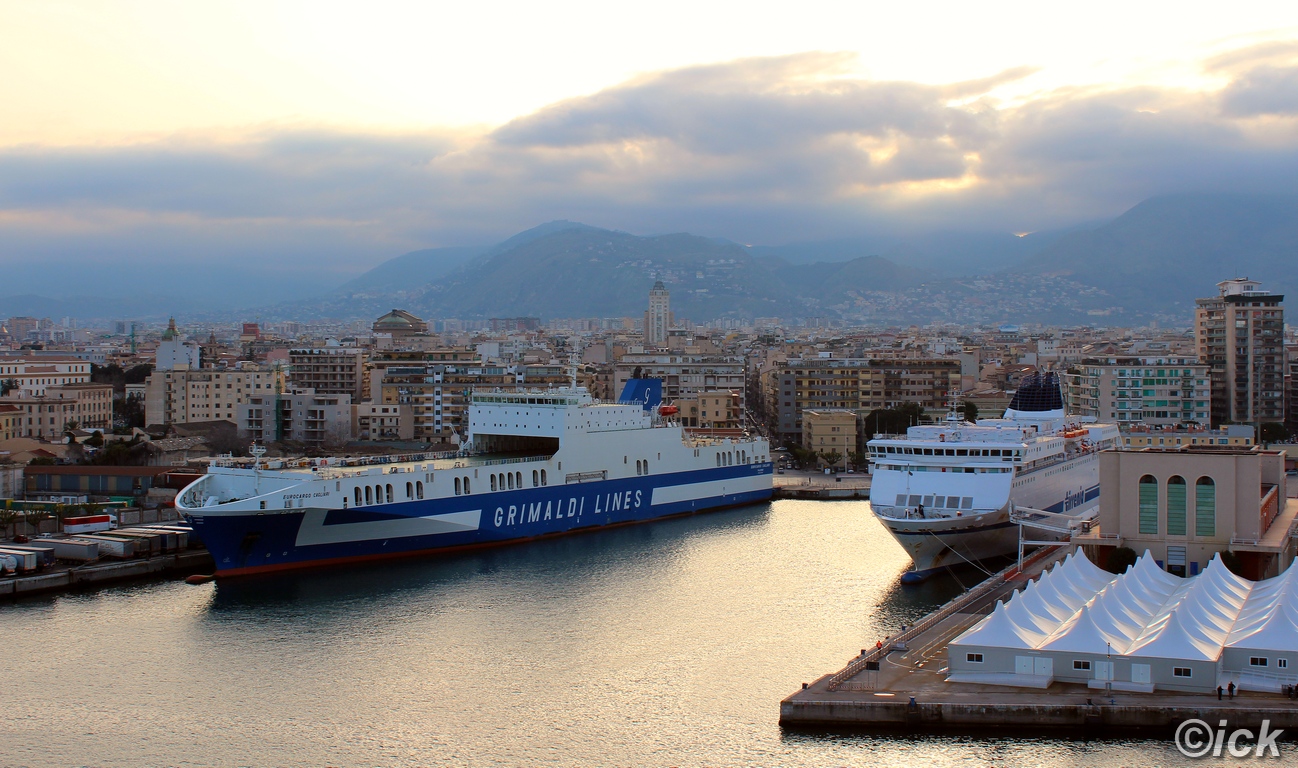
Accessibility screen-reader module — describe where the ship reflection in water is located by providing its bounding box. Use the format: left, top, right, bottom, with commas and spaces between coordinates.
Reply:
4, 501, 1189, 767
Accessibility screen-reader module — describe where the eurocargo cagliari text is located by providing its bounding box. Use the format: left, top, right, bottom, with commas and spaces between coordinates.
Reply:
177, 380, 773, 575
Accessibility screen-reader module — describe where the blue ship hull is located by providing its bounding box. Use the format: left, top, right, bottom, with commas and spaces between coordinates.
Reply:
187, 463, 773, 576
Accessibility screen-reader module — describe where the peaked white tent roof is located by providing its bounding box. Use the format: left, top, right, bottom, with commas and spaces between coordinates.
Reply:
950, 550, 1297, 667
1127, 609, 1223, 662
1040, 603, 1128, 654
1226, 601, 1298, 653
951, 599, 1047, 649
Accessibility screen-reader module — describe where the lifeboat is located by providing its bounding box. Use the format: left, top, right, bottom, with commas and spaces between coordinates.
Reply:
659, 405, 679, 416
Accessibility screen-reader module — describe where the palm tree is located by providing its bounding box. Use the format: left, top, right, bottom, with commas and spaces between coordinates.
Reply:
0, 509, 20, 539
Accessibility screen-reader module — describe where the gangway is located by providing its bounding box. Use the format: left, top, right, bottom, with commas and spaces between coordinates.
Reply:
1009, 503, 1097, 571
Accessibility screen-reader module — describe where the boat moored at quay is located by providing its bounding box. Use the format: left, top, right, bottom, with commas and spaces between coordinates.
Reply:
867, 373, 1119, 582
177, 382, 773, 576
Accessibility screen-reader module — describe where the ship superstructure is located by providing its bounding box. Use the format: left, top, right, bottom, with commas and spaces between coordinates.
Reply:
867, 373, 1119, 582
178, 383, 772, 576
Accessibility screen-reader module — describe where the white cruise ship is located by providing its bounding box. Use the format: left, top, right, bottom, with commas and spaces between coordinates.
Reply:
867, 373, 1119, 582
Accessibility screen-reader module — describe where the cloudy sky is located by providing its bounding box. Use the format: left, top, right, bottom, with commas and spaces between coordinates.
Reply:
2, 1, 1298, 302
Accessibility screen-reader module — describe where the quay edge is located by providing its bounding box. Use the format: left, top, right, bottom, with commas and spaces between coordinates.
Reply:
779, 687, 1298, 736
0, 551, 213, 599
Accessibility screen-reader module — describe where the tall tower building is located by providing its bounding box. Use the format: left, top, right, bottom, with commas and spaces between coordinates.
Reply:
644, 281, 672, 347
1194, 278, 1284, 428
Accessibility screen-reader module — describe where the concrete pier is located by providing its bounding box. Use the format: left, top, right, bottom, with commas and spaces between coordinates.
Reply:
781, 547, 1298, 737
772, 472, 870, 500
0, 551, 213, 598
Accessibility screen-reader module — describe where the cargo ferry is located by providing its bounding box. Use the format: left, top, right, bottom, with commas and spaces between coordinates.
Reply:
867, 373, 1119, 582
177, 382, 773, 576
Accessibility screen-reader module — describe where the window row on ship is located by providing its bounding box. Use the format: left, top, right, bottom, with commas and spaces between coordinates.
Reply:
870, 446, 1023, 459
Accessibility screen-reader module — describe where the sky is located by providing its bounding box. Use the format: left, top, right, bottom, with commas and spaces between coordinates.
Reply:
2, 1, 1298, 303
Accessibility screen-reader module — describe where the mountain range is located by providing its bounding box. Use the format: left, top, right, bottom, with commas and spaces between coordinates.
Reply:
2, 193, 1294, 324
315, 193, 1296, 324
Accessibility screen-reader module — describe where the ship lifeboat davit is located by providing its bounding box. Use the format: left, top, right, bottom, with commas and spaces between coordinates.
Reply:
659, 405, 679, 416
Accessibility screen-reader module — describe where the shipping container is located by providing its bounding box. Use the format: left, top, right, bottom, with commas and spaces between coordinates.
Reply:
0, 544, 56, 566
142, 526, 192, 549
146, 525, 199, 548
107, 530, 163, 554
63, 514, 115, 535
0, 547, 41, 573
120, 528, 179, 552
41, 538, 100, 562
75, 535, 134, 559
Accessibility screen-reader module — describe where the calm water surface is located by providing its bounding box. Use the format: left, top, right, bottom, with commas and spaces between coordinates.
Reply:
1, 501, 1224, 766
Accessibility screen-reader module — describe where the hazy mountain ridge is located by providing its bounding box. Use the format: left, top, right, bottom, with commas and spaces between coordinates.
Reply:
1021, 193, 1298, 312
6, 194, 1294, 324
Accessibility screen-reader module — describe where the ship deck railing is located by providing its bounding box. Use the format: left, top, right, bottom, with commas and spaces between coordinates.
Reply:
207, 449, 463, 472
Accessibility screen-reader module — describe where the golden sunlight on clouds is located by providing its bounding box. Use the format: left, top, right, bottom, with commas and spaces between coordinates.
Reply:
3, 1, 1298, 146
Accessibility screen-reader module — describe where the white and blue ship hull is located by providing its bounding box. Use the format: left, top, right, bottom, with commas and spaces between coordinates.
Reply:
188, 463, 772, 575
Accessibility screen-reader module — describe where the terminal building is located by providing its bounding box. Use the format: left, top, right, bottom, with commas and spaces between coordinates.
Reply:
1077, 444, 1295, 580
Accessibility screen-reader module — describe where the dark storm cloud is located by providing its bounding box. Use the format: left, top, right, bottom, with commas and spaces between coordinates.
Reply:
2, 42, 1298, 296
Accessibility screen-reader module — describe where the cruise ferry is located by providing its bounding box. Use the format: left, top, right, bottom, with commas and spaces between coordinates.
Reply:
866, 373, 1119, 582
177, 382, 773, 576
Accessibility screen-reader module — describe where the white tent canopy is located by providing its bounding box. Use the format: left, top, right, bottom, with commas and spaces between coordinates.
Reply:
948, 549, 1298, 692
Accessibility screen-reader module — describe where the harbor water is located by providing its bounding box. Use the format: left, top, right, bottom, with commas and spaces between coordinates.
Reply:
1, 501, 1215, 766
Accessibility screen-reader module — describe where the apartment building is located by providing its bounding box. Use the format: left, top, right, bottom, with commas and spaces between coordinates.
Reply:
1288, 351, 1298, 439
289, 347, 367, 402
1195, 278, 1284, 427
613, 354, 747, 411
801, 409, 858, 469
379, 364, 573, 442
1063, 356, 1210, 427
352, 403, 414, 441
0, 382, 114, 438
1118, 424, 1254, 449
0, 357, 92, 396
675, 391, 741, 429
768, 358, 960, 443
0, 403, 21, 440
144, 367, 285, 426
369, 349, 479, 402
238, 390, 352, 448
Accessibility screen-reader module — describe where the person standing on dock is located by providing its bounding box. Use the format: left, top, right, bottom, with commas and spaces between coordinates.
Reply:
1217, 685, 1223, 701
1227, 681, 1235, 699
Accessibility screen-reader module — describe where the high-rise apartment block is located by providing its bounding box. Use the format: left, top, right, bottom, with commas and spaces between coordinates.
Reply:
644, 281, 672, 348
289, 347, 366, 403
144, 367, 284, 426
238, 390, 352, 448
1194, 278, 1284, 427
1063, 356, 1210, 426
